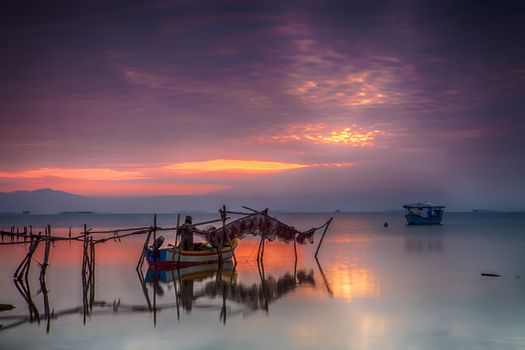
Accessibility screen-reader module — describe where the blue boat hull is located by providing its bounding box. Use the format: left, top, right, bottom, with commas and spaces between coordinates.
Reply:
405, 212, 443, 225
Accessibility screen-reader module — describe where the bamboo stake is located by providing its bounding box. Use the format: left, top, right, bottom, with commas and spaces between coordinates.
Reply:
153, 214, 157, 327
315, 257, 333, 297
14, 237, 39, 280
256, 235, 264, 261
257, 259, 269, 313
293, 234, 298, 280
89, 237, 95, 310
171, 269, 180, 320
39, 225, 51, 283
13, 277, 40, 323
136, 268, 152, 311
261, 232, 266, 262
173, 213, 180, 249
136, 230, 152, 271
41, 277, 51, 333
314, 218, 333, 258
221, 205, 236, 265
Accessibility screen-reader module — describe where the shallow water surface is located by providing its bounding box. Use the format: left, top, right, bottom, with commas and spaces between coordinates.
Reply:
1, 212, 524, 349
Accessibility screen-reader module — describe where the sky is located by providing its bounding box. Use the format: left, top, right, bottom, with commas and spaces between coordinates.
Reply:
1, 0, 524, 211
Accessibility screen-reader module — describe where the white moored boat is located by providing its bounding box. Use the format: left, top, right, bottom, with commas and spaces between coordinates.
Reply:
403, 202, 445, 225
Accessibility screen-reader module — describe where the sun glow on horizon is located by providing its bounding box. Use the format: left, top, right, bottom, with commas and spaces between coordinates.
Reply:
0, 159, 353, 196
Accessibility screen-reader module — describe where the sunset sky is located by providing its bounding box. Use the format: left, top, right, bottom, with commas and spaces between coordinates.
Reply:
1, 0, 524, 210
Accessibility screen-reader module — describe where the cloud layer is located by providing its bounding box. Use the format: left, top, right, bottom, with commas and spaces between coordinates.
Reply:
1, 0, 524, 209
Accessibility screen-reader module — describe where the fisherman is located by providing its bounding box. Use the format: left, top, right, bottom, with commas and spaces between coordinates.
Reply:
179, 215, 194, 251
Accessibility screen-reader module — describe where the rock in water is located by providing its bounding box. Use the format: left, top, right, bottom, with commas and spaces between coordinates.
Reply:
0, 304, 15, 312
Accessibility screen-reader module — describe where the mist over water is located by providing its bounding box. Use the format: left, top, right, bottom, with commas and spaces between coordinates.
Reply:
1, 212, 524, 349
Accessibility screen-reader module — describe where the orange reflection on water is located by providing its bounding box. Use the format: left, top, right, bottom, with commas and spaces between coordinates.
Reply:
234, 239, 306, 269
329, 264, 380, 301
322, 232, 380, 301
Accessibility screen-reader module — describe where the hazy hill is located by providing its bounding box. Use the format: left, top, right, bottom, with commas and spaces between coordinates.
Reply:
0, 189, 217, 214
0, 188, 351, 213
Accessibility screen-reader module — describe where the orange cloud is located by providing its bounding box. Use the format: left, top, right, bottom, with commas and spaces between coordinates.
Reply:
163, 159, 309, 173
0, 159, 352, 196
0, 167, 149, 181
259, 123, 383, 146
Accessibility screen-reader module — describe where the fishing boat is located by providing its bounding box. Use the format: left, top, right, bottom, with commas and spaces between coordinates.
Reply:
145, 238, 238, 270
144, 208, 331, 270
403, 201, 445, 225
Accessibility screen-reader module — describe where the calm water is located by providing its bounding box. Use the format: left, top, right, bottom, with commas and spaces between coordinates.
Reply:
1, 212, 524, 350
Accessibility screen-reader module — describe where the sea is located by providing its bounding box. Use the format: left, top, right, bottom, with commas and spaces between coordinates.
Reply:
0, 212, 524, 350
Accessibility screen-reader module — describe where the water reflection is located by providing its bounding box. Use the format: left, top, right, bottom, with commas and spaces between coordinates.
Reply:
2, 213, 525, 349
144, 262, 317, 322
405, 234, 443, 254
1, 258, 322, 331
329, 264, 380, 300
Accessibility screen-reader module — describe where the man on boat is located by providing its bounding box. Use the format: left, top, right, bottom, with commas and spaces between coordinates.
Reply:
179, 216, 194, 251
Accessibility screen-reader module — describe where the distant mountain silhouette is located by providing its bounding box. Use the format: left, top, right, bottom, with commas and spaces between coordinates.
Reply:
0, 188, 460, 213
0, 189, 87, 213
0, 188, 219, 214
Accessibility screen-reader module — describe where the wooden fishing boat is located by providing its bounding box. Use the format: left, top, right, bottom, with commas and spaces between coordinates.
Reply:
145, 238, 238, 270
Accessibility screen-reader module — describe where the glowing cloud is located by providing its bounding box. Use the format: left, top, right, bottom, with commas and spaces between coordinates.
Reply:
164, 159, 309, 173
0, 167, 148, 181
292, 73, 391, 107
260, 123, 383, 146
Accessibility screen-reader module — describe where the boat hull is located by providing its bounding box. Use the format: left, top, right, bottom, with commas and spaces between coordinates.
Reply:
146, 239, 237, 270
405, 213, 443, 225
145, 261, 234, 283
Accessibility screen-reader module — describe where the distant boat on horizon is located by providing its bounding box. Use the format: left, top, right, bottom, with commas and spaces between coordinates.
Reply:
403, 201, 445, 225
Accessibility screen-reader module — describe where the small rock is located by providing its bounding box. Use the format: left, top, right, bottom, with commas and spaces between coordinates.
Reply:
481, 273, 502, 277
0, 304, 15, 312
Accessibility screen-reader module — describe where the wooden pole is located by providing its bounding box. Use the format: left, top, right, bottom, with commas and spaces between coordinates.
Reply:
293, 233, 298, 280
221, 205, 236, 265
293, 233, 298, 260
41, 276, 51, 333
174, 213, 180, 248
38, 225, 52, 333
314, 218, 333, 258
89, 236, 95, 310
171, 269, 181, 320
14, 236, 40, 279
82, 225, 88, 277
261, 232, 266, 262
136, 268, 152, 311
81, 224, 89, 323
39, 225, 52, 283
257, 259, 269, 313
173, 213, 181, 267
152, 213, 158, 321
153, 214, 157, 272
137, 230, 152, 271
256, 235, 263, 261
315, 257, 333, 297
